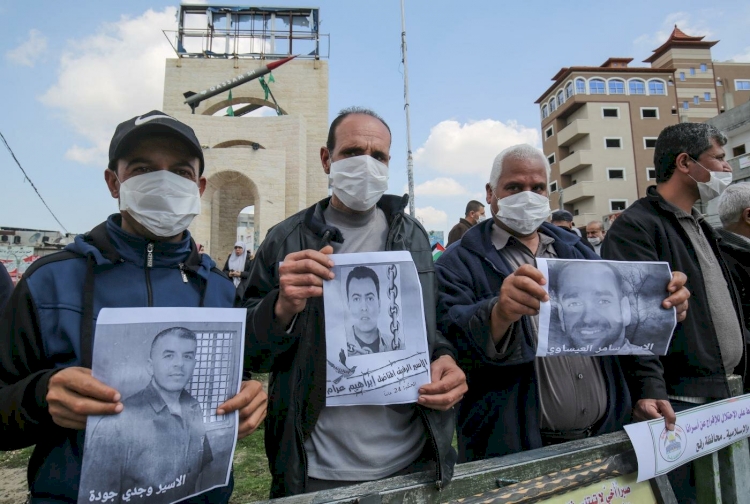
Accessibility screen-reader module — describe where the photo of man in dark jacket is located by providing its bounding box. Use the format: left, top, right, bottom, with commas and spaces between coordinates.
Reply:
0, 110, 267, 503
435, 144, 689, 463
242, 107, 467, 497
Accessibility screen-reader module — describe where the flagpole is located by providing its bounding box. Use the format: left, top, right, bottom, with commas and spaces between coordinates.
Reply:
400, 0, 415, 217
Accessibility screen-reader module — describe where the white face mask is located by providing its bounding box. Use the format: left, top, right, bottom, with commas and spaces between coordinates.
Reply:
477, 214, 487, 223
118, 170, 201, 238
492, 191, 551, 236
588, 236, 602, 246
329, 155, 389, 211
689, 158, 732, 202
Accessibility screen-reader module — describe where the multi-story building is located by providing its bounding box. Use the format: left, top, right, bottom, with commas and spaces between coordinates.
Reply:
536, 27, 750, 224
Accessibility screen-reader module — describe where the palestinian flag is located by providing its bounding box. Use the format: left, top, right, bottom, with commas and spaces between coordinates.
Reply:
432, 243, 445, 262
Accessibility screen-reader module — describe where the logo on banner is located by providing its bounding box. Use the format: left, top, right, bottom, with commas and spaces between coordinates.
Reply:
659, 424, 686, 461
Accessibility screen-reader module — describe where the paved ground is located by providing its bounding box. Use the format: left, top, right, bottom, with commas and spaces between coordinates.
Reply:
0, 468, 27, 504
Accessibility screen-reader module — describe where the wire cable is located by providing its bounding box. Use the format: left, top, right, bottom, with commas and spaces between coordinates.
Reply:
0, 131, 69, 233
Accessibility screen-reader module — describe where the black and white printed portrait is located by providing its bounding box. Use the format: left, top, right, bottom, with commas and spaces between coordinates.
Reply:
544, 260, 675, 356
342, 264, 405, 356
79, 319, 242, 504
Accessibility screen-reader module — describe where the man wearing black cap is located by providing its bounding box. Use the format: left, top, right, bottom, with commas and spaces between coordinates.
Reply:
0, 111, 267, 503
550, 210, 595, 251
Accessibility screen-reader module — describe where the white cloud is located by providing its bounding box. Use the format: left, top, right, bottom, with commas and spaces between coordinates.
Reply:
6, 29, 47, 67
405, 177, 470, 197
415, 206, 448, 230
634, 12, 713, 49
413, 119, 540, 176
39, 8, 178, 167
729, 47, 750, 63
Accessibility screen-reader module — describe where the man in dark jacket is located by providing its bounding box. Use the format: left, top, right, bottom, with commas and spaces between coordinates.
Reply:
718, 182, 750, 332
447, 200, 485, 246
602, 123, 741, 502
0, 266, 12, 313
243, 107, 467, 497
0, 111, 267, 503
436, 144, 689, 462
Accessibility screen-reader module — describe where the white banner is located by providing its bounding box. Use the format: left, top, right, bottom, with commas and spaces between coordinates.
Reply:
624, 394, 750, 482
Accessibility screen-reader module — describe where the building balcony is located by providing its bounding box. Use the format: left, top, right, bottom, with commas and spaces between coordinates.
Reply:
559, 150, 594, 175
572, 212, 599, 225
560, 181, 596, 204
558, 120, 591, 147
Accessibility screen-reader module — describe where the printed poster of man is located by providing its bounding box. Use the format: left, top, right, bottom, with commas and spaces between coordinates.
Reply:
536, 259, 677, 357
323, 251, 431, 407
78, 308, 245, 504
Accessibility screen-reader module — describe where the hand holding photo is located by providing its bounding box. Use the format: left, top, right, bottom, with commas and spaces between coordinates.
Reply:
536, 259, 677, 357
323, 251, 431, 407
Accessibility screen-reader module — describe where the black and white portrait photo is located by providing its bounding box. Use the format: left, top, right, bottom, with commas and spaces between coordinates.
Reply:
323, 251, 431, 407
78, 308, 245, 504
536, 259, 676, 357
343, 264, 404, 356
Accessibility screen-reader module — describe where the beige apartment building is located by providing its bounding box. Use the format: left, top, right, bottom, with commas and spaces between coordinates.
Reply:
536, 27, 750, 224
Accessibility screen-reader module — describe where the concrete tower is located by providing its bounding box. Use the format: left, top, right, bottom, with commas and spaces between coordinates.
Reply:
161, 5, 329, 261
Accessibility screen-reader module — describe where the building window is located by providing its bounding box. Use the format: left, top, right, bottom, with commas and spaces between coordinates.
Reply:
549, 180, 558, 192
607, 168, 625, 180
690, 67, 695, 76
576, 78, 586, 94
565, 82, 574, 99
644, 137, 658, 148
608, 79, 625, 94
647, 168, 657, 180
547, 153, 556, 165
542, 104, 548, 119
602, 107, 619, 118
679, 72, 685, 81
641, 108, 658, 119
557, 90, 564, 107
693, 95, 700, 105
610, 200, 628, 211
629, 80, 646, 95
717, 79, 723, 86
704, 92, 711, 101
549, 99, 556, 112
683, 101, 689, 110
605, 138, 622, 148
573, 209, 580, 216
589, 78, 606, 94
545, 126, 554, 139
648, 80, 665, 95
736, 80, 750, 91
700, 63, 707, 72
733, 145, 747, 157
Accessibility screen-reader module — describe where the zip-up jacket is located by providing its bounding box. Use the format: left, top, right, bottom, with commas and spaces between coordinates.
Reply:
0, 214, 236, 503
435, 221, 631, 462
601, 186, 747, 400
242, 195, 458, 498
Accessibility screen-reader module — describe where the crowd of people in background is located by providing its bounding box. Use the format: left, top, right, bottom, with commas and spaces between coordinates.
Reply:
0, 107, 748, 504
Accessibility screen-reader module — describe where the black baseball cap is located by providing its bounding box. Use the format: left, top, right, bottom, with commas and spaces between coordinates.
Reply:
108, 110, 205, 175
551, 210, 574, 222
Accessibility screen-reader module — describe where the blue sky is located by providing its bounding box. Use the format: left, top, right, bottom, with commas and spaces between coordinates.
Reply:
1, 1, 749, 239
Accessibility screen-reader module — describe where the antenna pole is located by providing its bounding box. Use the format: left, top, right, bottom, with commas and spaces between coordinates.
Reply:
400, 0, 415, 217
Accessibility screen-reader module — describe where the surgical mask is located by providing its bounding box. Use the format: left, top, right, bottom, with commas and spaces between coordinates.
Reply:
329, 155, 389, 211
117, 170, 201, 238
492, 191, 551, 236
689, 158, 732, 202
588, 237, 602, 246
477, 214, 487, 223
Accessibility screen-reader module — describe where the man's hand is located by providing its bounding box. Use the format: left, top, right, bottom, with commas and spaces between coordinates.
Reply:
634, 399, 676, 431
217, 380, 268, 439
47, 367, 123, 430
275, 246, 335, 327
491, 264, 549, 343
417, 355, 467, 411
662, 272, 690, 322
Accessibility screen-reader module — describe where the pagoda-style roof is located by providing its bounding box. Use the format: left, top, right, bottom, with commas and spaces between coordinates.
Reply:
644, 25, 718, 63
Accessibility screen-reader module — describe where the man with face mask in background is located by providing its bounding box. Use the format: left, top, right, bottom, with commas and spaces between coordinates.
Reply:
602, 123, 743, 503
0, 111, 267, 503
435, 144, 689, 462
586, 221, 606, 255
447, 200, 485, 246
242, 107, 467, 497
